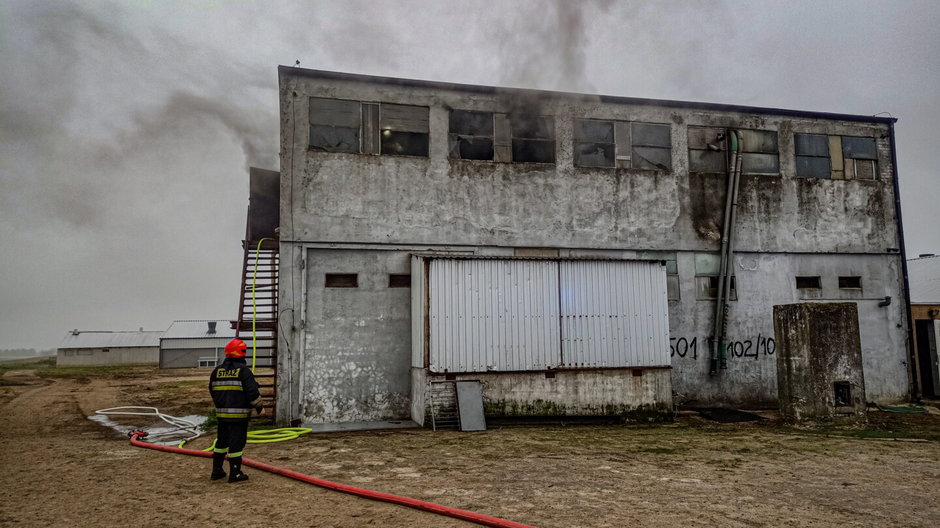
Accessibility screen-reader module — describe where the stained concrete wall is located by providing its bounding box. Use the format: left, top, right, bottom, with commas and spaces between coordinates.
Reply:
774, 303, 867, 422
411, 368, 672, 425
276, 69, 909, 425
56, 346, 159, 366
299, 249, 412, 424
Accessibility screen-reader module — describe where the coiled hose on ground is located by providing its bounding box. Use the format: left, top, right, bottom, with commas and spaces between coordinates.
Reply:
128, 431, 536, 528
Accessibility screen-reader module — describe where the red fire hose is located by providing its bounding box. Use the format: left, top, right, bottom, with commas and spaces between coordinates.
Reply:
128, 431, 536, 528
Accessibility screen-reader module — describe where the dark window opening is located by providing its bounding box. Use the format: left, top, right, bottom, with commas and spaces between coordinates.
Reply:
510, 115, 555, 163
632, 369, 643, 377
309, 98, 428, 157
309, 98, 362, 153
575, 142, 614, 167
381, 130, 429, 157
795, 276, 821, 289
512, 139, 555, 163
575, 120, 670, 170
696, 275, 736, 300
449, 110, 495, 161
325, 273, 358, 288
842, 137, 877, 160
838, 276, 862, 289
795, 133, 831, 179
388, 274, 411, 288
834, 381, 852, 406
309, 125, 360, 153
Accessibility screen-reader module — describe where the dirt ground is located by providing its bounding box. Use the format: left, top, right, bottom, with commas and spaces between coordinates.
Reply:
2, 363, 939, 528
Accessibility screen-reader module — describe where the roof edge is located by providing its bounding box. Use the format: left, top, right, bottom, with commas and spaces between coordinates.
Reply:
278, 66, 898, 125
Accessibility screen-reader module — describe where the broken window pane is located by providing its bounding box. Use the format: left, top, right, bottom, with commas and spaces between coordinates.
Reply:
450, 110, 493, 136
796, 156, 831, 178
842, 136, 877, 160
381, 131, 429, 157
450, 136, 494, 160
795, 134, 829, 157
512, 139, 555, 163
687, 127, 726, 151
632, 147, 671, 171
632, 123, 671, 148
575, 142, 614, 168
309, 125, 360, 153
510, 116, 554, 140
575, 120, 614, 142
741, 152, 779, 174
689, 150, 727, 173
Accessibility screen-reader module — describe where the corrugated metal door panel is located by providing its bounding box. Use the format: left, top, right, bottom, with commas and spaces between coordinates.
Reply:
559, 261, 670, 367
429, 259, 560, 372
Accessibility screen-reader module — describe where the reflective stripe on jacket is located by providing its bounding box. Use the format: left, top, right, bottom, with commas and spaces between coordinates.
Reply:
209, 357, 262, 421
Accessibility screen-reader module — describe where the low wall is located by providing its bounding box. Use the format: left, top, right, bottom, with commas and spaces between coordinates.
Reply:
411, 367, 673, 426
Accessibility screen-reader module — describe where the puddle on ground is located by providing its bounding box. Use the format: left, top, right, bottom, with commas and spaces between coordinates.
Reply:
88, 413, 207, 445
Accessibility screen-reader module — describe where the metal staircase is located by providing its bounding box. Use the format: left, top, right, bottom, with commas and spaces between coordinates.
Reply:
428, 381, 460, 431
233, 237, 279, 418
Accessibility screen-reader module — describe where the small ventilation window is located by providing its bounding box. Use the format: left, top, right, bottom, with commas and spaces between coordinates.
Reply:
838, 276, 862, 289
834, 381, 852, 406
388, 274, 411, 288
795, 276, 821, 289
325, 273, 358, 288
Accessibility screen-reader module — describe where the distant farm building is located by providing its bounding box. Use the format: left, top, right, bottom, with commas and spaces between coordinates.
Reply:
56, 330, 161, 366
159, 320, 237, 369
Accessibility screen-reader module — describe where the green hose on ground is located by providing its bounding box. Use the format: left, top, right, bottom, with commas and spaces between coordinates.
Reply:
178, 427, 313, 450
878, 404, 928, 414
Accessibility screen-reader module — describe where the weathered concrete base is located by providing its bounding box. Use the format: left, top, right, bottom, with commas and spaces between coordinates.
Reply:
411, 367, 673, 426
774, 302, 867, 423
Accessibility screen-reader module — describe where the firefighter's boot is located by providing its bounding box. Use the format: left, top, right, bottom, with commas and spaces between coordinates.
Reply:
228, 457, 249, 483
210, 452, 227, 481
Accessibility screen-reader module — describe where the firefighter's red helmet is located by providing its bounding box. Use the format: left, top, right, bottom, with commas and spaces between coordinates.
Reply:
225, 338, 247, 358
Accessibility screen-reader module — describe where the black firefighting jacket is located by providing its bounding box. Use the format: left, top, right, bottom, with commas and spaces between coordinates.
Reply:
209, 357, 263, 421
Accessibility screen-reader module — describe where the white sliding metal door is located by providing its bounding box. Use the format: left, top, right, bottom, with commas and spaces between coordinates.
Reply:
559, 260, 670, 368
429, 259, 560, 372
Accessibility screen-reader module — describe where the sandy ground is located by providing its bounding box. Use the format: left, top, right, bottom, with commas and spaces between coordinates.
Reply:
1, 365, 939, 528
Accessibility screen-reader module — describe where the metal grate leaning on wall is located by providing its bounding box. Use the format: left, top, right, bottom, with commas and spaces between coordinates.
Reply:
427, 258, 670, 373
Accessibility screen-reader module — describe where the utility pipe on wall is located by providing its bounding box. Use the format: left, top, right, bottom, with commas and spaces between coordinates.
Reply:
710, 130, 742, 375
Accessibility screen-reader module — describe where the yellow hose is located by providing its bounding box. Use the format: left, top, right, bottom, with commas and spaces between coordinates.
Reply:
179, 427, 313, 450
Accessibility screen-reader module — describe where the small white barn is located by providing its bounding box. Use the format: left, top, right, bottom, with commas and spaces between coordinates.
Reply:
159, 320, 237, 369
57, 330, 162, 366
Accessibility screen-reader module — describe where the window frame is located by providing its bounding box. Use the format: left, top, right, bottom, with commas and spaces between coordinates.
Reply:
574, 119, 672, 171
308, 97, 429, 158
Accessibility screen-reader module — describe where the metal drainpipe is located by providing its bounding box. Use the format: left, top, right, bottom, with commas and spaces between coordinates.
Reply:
719, 131, 744, 370
710, 131, 739, 375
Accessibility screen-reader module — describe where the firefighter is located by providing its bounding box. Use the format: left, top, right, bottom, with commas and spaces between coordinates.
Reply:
209, 338, 265, 482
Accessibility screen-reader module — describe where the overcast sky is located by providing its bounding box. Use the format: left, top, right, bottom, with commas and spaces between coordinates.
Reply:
1, 0, 938, 350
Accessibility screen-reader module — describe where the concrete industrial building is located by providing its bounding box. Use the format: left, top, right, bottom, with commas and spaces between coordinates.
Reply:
275, 67, 913, 427
159, 320, 237, 369
57, 329, 162, 367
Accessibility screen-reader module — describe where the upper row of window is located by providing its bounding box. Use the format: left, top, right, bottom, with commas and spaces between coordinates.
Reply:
307, 97, 880, 180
